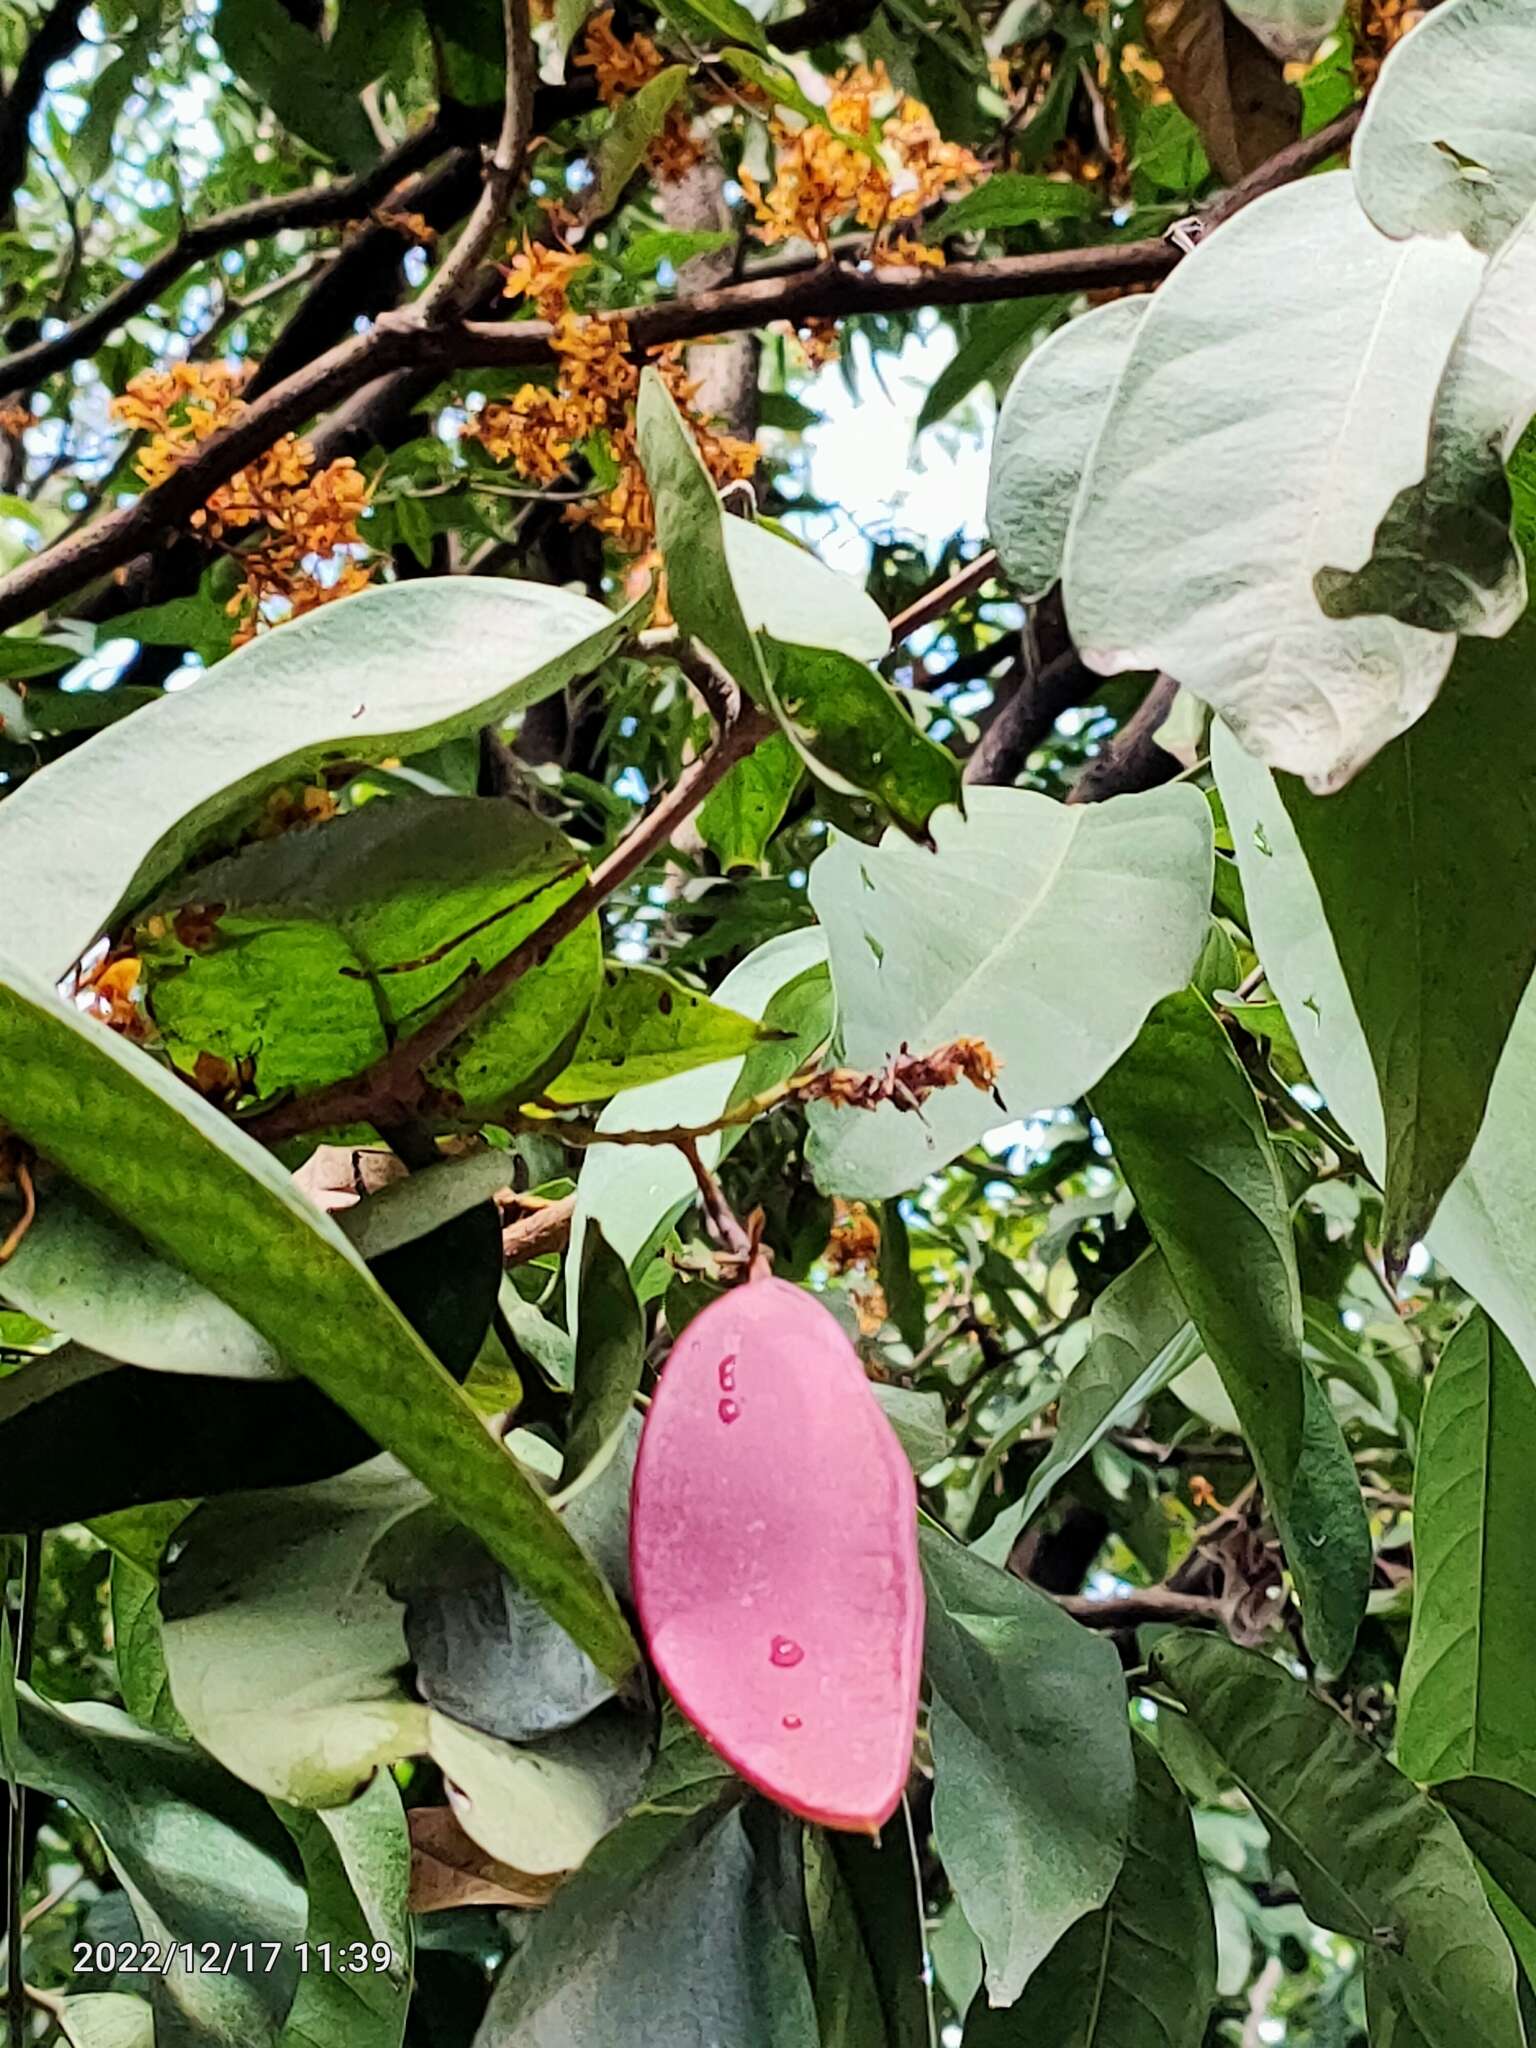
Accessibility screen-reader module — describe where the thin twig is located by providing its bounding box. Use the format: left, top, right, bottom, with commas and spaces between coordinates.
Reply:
417, 0, 533, 322
887, 549, 998, 644
242, 701, 777, 1143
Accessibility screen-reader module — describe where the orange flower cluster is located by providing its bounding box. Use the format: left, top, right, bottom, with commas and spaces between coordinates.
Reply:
822, 1198, 888, 1336
1352, 0, 1423, 86
466, 241, 757, 555
575, 10, 703, 185
739, 63, 981, 252
111, 361, 376, 643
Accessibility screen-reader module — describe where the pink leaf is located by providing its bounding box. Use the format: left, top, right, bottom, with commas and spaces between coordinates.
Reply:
631, 1276, 923, 1832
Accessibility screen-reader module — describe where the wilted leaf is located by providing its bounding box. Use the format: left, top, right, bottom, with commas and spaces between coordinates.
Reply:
1143, 0, 1300, 182
409, 1805, 561, 1913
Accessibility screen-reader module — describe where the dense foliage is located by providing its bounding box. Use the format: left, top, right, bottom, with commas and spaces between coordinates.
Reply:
3, 0, 1535, 2044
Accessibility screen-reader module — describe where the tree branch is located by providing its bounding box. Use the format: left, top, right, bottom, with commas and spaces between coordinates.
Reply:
241, 698, 778, 1143
0, 0, 85, 230
0, 116, 451, 399
0, 104, 1362, 634
416, 0, 534, 323
1066, 671, 1182, 803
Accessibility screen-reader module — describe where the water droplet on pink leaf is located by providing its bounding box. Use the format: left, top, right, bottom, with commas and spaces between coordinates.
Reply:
632, 1276, 922, 1833
717, 1398, 741, 1425
717, 1356, 736, 1391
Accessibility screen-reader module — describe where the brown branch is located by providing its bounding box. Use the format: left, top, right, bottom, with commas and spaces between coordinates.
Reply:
965, 646, 1098, 786
502, 1192, 574, 1265
0, 0, 86, 229
241, 700, 778, 1143
1053, 1586, 1228, 1628
888, 548, 998, 643
1066, 671, 1182, 804
0, 104, 1363, 634
416, 0, 534, 322
0, 117, 451, 399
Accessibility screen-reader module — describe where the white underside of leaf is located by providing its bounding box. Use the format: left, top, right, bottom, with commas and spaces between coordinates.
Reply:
987, 297, 1150, 601
1353, 0, 1536, 253
723, 516, 891, 660
1063, 174, 1485, 791
806, 784, 1212, 1198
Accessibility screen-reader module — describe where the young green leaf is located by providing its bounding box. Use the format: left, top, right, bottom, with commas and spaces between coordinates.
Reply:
914, 297, 1065, 434
274, 1774, 413, 2048
0, 952, 636, 1681
214, 0, 380, 169
927, 169, 1096, 240
559, 1223, 644, 1496
583, 66, 689, 221
760, 636, 962, 845
1093, 988, 1370, 1675
696, 731, 803, 871
1151, 1632, 1527, 2048
543, 963, 771, 1106
921, 1526, 1134, 2007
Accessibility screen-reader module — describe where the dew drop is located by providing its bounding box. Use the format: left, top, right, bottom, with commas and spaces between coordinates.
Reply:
718, 1398, 741, 1425
770, 1636, 804, 1668
717, 1356, 737, 1392
782, 1714, 802, 1731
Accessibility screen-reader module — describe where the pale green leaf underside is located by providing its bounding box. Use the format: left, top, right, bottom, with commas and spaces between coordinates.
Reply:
1063, 174, 1481, 791
987, 296, 1149, 601
1353, 0, 1536, 253
0, 577, 624, 981
806, 784, 1212, 1199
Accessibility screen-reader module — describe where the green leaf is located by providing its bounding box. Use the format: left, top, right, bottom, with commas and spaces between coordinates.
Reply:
920, 1525, 1134, 2007
1143, 0, 1299, 182
4, 1683, 307, 2046
619, 227, 734, 277
637, 371, 888, 694
1318, 206, 1536, 637
697, 731, 803, 871
584, 65, 689, 220
568, 932, 832, 1331
811, 1829, 929, 2048
0, 578, 625, 982
160, 1461, 434, 1805
965, 1734, 1216, 2047
806, 784, 1212, 1200
1093, 989, 1370, 1674
543, 963, 769, 1106
1150, 1632, 1528, 2048
1274, 658, 1536, 1264
914, 298, 1065, 434
926, 170, 1096, 239
109, 575, 238, 665
275, 1773, 413, 2048
973, 1256, 1202, 1563
659, 0, 769, 54
0, 954, 637, 1681
555, 0, 599, 59
988, 298, 1150, 601
75, 37, 146, 186
718, 47, 881, 158
425, 1703, 649, 1875
58, 1996, 155, 2048
0, 634, 79, 679
1063, 174, 1483, 791
1440, 1776, 1536, 1924
1397, 1313, 1536, 1791
1353, 0, 1536, 253
135, 795, 599, 1114
214, 0, 381, 168
559, 1224, 644, 1495
760, 636, 962, 844
112, 1557, 188, 1738
476, 1801, 817, 2044
1214, 721, 1536, 1388
0, 1176, 282, 1378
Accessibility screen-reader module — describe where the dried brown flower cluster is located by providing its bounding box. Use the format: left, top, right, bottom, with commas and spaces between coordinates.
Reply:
822, 1198, 888, 1335
1351, 0, 1424, 87
111, 361, 377, 643
575, 10, 704, 185
738, 62, 981, 254
465, 241, 757, 554
802, 1036, 1002, 1114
